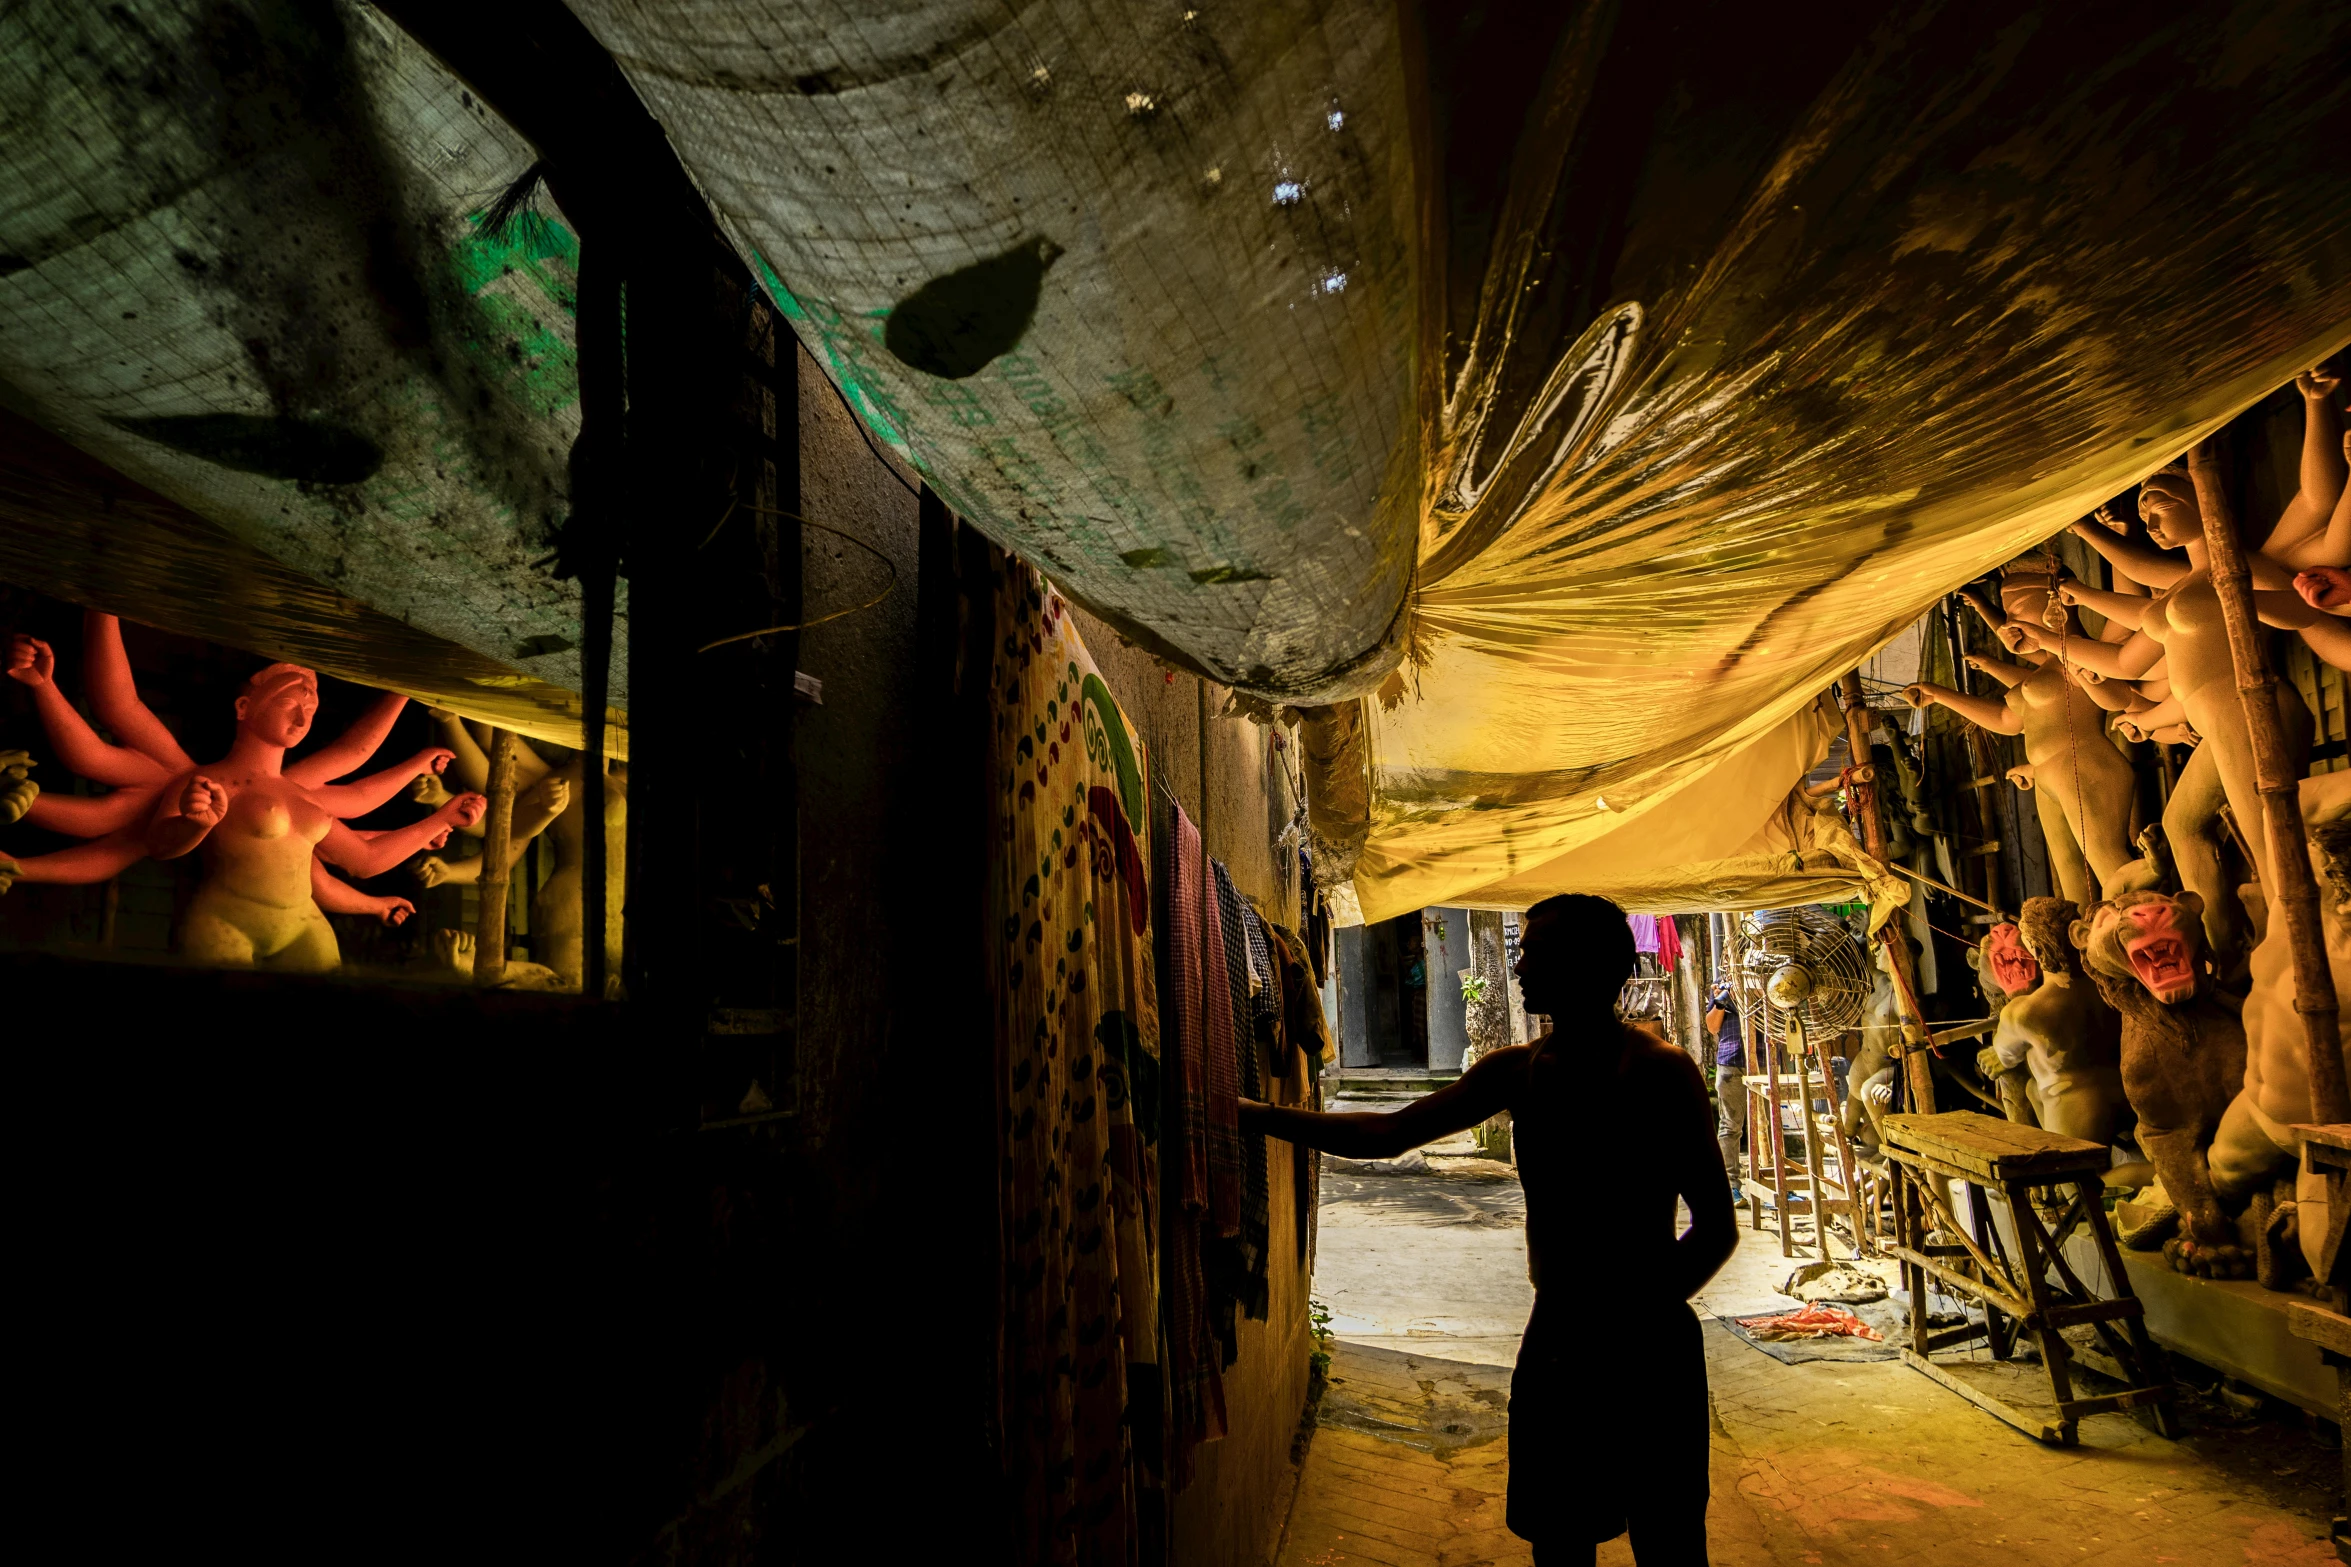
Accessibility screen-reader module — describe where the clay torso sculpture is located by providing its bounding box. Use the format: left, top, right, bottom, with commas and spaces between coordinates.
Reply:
1970, 921, 2039, 1125
1987, 898, 2126, 1147
1907, 576, 2137, 907
534, 753, 627, 990
2222, 770, 2351, 1281
2074, 891, 2251, 1276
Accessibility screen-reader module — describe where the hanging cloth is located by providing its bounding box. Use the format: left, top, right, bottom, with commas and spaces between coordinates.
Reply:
1211, 860, 1271, 1329
993, 568, 1157, 1565
1627, 913, 1663, 956
1656, 915, 1684, 973
1155, 796, 1228, 1474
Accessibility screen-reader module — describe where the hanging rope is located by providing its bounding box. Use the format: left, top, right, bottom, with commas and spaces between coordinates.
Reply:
695, 500, 900, 652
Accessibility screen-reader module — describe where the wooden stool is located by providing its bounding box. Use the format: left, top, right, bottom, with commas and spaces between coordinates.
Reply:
1883, 1110, 2180, 1445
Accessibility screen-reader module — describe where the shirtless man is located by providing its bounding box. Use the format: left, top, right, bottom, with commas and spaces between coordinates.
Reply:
1242, 894, 1734, 1565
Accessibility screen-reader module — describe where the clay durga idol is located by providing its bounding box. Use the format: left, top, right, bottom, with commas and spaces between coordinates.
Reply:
0, 614, 480, 969
1904, 571, 2138, 906
1979, 899, 2132, 1161
2225, 771, 2351, 1286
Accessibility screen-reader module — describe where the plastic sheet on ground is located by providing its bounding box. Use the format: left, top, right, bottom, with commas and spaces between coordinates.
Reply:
574, 0, 2351, 915
0, 1, 612, 735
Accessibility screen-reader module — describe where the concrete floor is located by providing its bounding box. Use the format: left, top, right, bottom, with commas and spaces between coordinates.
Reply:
1281, 1127, 2343, 1567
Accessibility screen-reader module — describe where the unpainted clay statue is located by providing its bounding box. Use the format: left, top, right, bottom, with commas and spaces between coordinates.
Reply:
0, 750, 35, 825
1905, 573, 2137, 906
1844, 934, 1921, 1154
414, 709, 623, 990
2226, 770, 2351, 1283
2074, 891, 2252, 1277
1969, 921, 2041, 1125
2024, 466, 2317, 962
1981, 899, 2129, 1149
430, 927, 569, 990
0, 615, 479, 969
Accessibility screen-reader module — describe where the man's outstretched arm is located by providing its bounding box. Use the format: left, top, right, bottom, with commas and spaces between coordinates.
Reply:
1664, 1053, 1738, 1299
1240, 1045, 1523, 1160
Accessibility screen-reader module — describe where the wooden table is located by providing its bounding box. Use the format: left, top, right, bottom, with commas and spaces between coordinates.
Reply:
1882, 1110, 2179, 1445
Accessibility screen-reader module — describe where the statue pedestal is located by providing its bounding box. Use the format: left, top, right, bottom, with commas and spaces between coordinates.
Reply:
2064, 1232, 2337, 1419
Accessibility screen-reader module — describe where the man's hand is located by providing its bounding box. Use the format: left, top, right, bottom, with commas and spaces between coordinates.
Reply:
444, 791, 487, 831
2296, 567, 2351, 611
5, 634, 54, 689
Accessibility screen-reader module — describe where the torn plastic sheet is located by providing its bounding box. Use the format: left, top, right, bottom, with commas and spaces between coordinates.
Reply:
575, 0, 2351, 915
0, 1, 612, 703
568, 0, 1418, 702
1341, 0, 2351, 920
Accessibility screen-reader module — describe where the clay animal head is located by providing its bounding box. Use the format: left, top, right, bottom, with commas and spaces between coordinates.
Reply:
1977, 922, 2040, 997
2136, 462, 2202, 549
2074, 891, 2207, 1005
2015, 897, 2084, 980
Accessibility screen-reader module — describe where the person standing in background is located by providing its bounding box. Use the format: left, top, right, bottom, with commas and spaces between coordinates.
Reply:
1706, 986, 1745, 1192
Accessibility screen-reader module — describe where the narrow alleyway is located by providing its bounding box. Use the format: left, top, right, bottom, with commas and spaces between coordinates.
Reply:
1280, 1090, 2342, 1567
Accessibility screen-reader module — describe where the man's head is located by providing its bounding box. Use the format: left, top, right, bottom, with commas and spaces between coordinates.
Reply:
1515, 894, 1637, 1020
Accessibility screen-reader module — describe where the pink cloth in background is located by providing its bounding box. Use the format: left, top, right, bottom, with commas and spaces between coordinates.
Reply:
1626, 913, 1685, 970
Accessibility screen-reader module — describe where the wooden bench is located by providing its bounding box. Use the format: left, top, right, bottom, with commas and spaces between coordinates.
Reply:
1882, 1110, 2179, 1445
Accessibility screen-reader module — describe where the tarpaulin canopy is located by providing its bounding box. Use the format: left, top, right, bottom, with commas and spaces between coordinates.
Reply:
571, 0, 2351, 916
0, 0, 614, 746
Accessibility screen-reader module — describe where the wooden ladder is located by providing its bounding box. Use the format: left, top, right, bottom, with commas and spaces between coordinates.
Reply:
1883, 1110, 2179, 1445
1737, 989, 1873, 1260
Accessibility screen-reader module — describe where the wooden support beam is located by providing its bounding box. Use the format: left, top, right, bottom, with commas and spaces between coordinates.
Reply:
2192, 441, 2350, 1124
1841, 671, 1936, 1112
476, 728, 518, 988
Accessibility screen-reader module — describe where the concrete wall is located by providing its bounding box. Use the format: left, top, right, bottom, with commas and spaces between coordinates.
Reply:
1078, 609, 1316, 1567
1334, 924, 1375, 1067
1422, 907, 1471, 1072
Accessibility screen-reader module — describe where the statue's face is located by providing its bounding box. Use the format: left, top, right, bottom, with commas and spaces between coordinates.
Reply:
1999, 578, 2059, 630
237, 666, 319, 748
2137, 467, 2200, 549
1981, 923, 2040, 995
2117, 898, 2200, 1004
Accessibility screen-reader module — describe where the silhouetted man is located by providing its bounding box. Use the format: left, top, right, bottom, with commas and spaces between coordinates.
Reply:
1241, 893, 1736, 1565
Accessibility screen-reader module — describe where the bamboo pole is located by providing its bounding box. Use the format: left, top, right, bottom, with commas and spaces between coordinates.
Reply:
2190, 441, 2349, 1123
1840, 672, 1937, 1113
475, 728, 518, 989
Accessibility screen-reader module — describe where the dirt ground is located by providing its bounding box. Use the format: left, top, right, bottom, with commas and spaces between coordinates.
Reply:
1280, 1130, 2342, 1567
